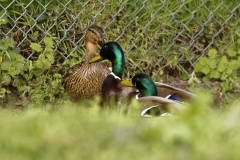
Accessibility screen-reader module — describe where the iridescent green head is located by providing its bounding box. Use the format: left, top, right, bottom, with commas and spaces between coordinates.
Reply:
121, 73, 158, 97
89, 42, 125, 79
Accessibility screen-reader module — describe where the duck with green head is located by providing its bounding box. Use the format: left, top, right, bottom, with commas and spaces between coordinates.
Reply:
89, 42, 137, 107
120, 73, 190, 116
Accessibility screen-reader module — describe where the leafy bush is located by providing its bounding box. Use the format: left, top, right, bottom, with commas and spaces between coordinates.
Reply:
194, 39, 240, 92
0, 38, 65, 104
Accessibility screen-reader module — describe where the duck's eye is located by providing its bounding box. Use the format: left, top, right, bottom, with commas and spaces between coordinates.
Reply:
104, 45, 108, 49
89, 29, 94, 33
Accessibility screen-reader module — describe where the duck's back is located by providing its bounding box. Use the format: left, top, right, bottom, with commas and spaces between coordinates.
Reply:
63, 61, 110, 100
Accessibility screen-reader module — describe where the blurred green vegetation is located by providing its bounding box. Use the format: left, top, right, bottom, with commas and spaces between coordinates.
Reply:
0, 92, 240, 159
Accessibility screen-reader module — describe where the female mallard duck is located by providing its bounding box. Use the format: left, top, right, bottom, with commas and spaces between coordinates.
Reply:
120, 73, 195, 116
62, 25, 110, 100
89, 42, 137, 107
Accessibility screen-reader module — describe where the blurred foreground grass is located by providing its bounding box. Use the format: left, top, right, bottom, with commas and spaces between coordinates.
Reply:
0, 92, 240, 160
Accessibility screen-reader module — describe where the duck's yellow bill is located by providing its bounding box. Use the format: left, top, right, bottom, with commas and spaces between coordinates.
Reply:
89, 55, 103, 63
120, 79, 133, 86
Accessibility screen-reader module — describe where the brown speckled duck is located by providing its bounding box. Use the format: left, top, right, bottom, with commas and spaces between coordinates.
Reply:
62, 25, 110, 100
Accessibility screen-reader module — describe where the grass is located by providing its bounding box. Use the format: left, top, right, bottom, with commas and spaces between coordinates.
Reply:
0, 92, 240, 160
1, 0, 239, 74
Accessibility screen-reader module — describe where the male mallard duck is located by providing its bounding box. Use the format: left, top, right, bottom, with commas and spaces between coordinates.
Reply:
120, 73, 194, 116
89, 42, 137, 107
62, 25, 110, 100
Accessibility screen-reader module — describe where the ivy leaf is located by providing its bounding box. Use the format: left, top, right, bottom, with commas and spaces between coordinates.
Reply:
44, 37, 54, 48
202, 66, 210, 74
199, 57, 209, 65
209, 59, 217, 69
226, 47, 236, 57
1, 61, 11, 70
30, 43, 43, 52
208, 49, 217, 59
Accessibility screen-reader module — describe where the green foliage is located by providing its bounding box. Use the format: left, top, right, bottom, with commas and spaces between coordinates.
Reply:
194, 41, 240, 92
0, 38, 64, 104
0, 92, 240, 159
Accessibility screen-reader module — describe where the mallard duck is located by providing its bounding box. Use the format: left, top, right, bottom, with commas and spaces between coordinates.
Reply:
62, 25, 110, 100
120, 73, 194, 116
89, 42, 137, 107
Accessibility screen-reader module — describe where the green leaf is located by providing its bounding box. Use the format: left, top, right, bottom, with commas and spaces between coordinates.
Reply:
238, 48, 240, 55
30, 43, 42, 52
202, 76, 210, 83
13, 76, 24, 87
1, 73, 11, 85
185, 53, 194, 61
208, 69, 215, 78
1, 61, 11, 70
217, 56, 227, 72
46, 53, 54, 64
32, 68, 44, 76
213, 71, 220, 79
34, 59, 43, 69
44, 37, 54, 48
52, 80, 59, 88
194, 62, 202, 72
209, 59, 217, 69
238, 57, 240, 64
8, 50, 18, 60
237, 39, 240, 45
8, 66, 17, 77
226, 48, 236, 57
28, 31, 39, 42
220, 73, 228, 81
208, 49, 217, 59
202, 66, 210, 74
226, 68, 232, 75
42, 59, 51, 70
199, 57, 208, 65
229, 60, 239, 70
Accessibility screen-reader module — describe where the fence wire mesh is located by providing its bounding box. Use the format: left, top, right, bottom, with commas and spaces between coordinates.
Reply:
0, 0, 239, 69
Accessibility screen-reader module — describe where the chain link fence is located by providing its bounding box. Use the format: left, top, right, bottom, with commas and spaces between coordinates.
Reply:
0, 0, 239, 68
